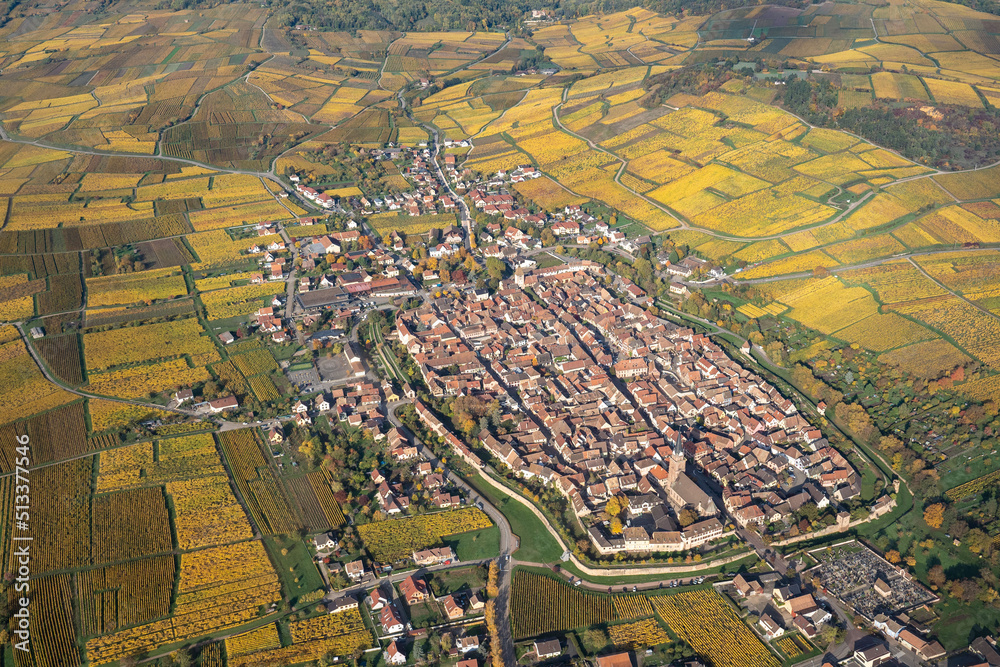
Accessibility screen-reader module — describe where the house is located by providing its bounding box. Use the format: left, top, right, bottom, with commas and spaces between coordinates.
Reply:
457, 660, 478, 667
413, 546, 455, 566
268, 425, 283, 444
732, 573, 763, 597
385, 639, 407, 665
312, 532, 338, 551
854, 644, 892, 667
534, 639, 561, 659
456, 636, 481, 653
785, 593, 820, 617
219, 331, 235, 344
345, 560, 365, 580
399, 575, 429, 604
207, 396, 239, 413
327, 595, 357, 613
29, 327, 44, 339
441, 595, 464, 620
971, 637, 1000, 667
174, 389, 194, 404
759, 612, 784, 640
874, 577, 892, 598
596, 652, 634, 667
380, 605, 405, 634
368, 587, 388, 611
467, 592, 485, 612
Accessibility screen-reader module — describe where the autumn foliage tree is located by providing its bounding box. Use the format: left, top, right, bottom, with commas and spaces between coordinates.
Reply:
486, 560, 499, 598
923, 503, 945, 529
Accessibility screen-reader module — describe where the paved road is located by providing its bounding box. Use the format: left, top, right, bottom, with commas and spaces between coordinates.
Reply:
14, 322, 203, 420
397, 93, 475, 250
732, 246, 999, 284
739, 527, 790, 576
276, 223, 307, 345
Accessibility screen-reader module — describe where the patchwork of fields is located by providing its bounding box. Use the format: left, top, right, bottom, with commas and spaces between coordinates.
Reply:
1, 0, 999, 663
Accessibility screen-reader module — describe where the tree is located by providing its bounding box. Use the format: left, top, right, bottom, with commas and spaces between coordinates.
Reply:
486, 560, 499, 598
923, 503, 945, 529
678, 508, 698, 527
609, 517, 623, 535
485, 257, 505, 280
966, 528, 993, 555
605, 495, 622, 518
885, 549, 901, 564
928, 564, 946, 589
582, 628, 608, 652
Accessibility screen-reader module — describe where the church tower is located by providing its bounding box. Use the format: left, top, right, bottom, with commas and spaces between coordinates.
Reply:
668, 431, 685, 487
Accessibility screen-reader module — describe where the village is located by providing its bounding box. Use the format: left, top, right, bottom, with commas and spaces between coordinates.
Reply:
390, 261, 889, 556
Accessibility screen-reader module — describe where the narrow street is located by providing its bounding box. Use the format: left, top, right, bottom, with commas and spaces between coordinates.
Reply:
277, 222, 306, 345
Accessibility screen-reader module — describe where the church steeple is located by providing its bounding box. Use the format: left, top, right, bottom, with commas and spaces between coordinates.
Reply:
668, 430, 684, 486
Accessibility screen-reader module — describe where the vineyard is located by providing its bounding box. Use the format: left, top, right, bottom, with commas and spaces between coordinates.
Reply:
96, 434, 223, 492
608, 619, 671, 649
85, 268, 187, 307
208, 347, 282, 403
77, 556, 177, 636
200, 282, 285, 319
86, 540, 282, 665
228, 609, 373, 666
311, 470, 347, 528
510, 570, 666, 639
774, 635, 808, 660
91, 487, 174, 562
0, 336, 77, 423
0, 401, 104, 471
285, 474, 334, 533
36, 334, 85, 385
217, 428, 303, 535
357, 507, 492, 561
946, 469, 1000, 501
651, 590, 780, 667
24, 574, 81, 667
82, 317, 218, 371
225, 623, 282, 657
3, 3, 1000, 664
86, 357, 212, 399
94, 432, 253, 549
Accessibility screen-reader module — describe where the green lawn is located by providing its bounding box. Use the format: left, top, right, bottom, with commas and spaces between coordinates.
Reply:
427, 564, 487, 595
559, 553, 760, 585
466, 473, 564, 564
403, 599, 443, 629
533, 252, 565, 269
446, 524, 500, 561
264, 535, 325, 605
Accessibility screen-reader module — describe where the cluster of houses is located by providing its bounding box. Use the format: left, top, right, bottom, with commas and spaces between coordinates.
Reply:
293, 180, 339, 209
391, 262, 862, 554
281, 377, 392, 431
252, 305, 292, 344
290, 228, 419, 312
731, 573, 835, 640
358, 146, 462, 216
733, 568, 946, 665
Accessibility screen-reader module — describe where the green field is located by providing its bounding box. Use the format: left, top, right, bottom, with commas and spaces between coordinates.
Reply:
466, 473, 564, 563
